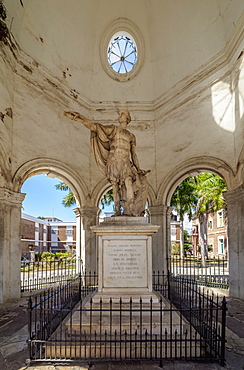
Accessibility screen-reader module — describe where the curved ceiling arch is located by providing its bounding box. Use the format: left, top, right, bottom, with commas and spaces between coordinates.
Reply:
157, 156, 237, 206
4, 0, 243, 104
12, 158, 89, 207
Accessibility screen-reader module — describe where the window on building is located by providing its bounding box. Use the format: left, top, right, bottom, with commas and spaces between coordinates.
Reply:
217, 211, 224, 227
51, 227, 58, 235
218, 238, 225, 254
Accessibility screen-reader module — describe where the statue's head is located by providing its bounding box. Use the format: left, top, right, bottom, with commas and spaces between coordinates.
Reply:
118, 110, 131, 125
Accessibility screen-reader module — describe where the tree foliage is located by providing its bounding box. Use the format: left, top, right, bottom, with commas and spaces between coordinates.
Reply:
170, 177, 198, 222
54, 182, 76, 208
55, 181, 114, 210
100, 189, 114, 209
170, 173, 227, 263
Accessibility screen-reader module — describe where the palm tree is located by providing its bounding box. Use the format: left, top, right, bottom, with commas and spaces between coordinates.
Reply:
100, 189, 114, 209
194, 173, 227, 265
55, 182, 114, 210
54, 182, 76, 207
170, 177, 198, 259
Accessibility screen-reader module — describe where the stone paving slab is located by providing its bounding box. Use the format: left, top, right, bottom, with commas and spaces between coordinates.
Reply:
0, 295, 243, 370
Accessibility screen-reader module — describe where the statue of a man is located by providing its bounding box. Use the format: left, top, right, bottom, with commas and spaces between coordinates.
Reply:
64, 110, 150, 216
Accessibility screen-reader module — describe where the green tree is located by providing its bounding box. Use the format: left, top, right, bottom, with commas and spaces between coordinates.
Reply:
100, 189, 114, 209
195, 173, 227, 265
55, 182, 114, 210
170, 177, 198, 259
54, 182, 76, 207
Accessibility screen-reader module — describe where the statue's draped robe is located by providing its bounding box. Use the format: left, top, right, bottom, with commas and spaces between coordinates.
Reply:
91, 124, 137, 184
90, 123, 114, 177
90, 123, 148, 216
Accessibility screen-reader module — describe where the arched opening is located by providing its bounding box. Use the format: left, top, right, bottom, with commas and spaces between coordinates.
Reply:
148, 156, 234, 276
157, 159, 232, 293
21, 174, 78, 259
0, 159, 88, 300
169, 172, 228, 262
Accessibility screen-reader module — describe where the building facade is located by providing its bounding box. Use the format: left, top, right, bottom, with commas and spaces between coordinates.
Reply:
21, 213, 76, 257
192, 209, 227, 258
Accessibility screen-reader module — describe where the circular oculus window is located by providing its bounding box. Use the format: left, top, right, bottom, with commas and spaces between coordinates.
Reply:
108, 34, 137, 74
100, 19, 144, 82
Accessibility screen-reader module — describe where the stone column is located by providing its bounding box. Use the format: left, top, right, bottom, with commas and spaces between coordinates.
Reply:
148, 205, 172, 274
224, 185, 244, 299
74, 206, 100, 274
0, 188, 25, 303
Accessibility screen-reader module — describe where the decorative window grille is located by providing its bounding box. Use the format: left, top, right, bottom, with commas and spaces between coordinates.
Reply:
108, 35, 137, 74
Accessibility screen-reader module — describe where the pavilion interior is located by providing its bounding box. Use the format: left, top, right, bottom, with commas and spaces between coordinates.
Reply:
0, 0, 243, 302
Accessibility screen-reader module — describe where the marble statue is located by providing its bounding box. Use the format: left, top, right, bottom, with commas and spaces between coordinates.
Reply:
64, 110, 150, 216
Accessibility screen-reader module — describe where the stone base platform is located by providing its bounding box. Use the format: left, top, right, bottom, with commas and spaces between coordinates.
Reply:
65, 291, 189, 336
45, 292, 197, 360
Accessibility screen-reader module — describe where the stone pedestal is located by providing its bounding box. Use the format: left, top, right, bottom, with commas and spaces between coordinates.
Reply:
59, 217, 194, 360
90, 216, 160, 302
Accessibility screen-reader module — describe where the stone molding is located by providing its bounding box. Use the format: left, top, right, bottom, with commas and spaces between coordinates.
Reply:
0, 188, 25, 205
157, 156, 237, 206
74, 206, 100, 219
1, 11, 242, 122
148, 204, 168, 217
91, 217, 160, 236
224, 185, 244, 204
11, 157, 89, 206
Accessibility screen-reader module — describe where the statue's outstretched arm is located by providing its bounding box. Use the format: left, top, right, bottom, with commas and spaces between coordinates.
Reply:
64, 111, 97, 131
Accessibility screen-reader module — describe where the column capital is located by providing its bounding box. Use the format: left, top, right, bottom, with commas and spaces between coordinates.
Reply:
0, 188, 25, 206
148, 204, 172, 217
73, 206, 100, 219
224, 185, 244, 205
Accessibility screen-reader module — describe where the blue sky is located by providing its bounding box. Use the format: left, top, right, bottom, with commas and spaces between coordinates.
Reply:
21, 174, 112, 221
21, 174, 191, 230
21, 175, 77, 221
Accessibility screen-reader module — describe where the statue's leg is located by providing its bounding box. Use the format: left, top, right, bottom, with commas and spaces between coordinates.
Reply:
111, 181, 121, 216
125, 177, 135, 216
121, 184, 129, 215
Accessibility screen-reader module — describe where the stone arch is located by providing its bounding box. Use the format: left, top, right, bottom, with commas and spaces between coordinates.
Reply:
12, 158, 89, 207
157, 156, 236, 207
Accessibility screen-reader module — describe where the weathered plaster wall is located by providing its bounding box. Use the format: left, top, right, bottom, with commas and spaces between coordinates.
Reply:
0, 41, 15, 188
3, 0, 243, 103
154, 59, 244, 196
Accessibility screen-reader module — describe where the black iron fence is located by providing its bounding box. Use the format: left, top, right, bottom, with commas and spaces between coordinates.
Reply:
27, 272, 227, 366
21, 257, 82, 292
169, 256, 229, 289
21, 256, 229, 293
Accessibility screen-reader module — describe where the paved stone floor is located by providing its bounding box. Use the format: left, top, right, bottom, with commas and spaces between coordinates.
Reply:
0, 289, 243, 370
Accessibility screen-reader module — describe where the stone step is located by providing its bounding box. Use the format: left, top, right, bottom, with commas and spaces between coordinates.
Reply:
45, 333, 203, 360
67, 310, 189, 336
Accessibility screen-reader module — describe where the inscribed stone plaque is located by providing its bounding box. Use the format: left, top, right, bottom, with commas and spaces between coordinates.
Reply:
103, 239, 147, 288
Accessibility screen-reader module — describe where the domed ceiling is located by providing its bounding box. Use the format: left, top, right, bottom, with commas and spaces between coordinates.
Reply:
4, 0, 244, 105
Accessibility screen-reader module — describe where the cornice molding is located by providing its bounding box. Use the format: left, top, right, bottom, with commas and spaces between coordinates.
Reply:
0, 188, 25, 205
1, 12, 243, 121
